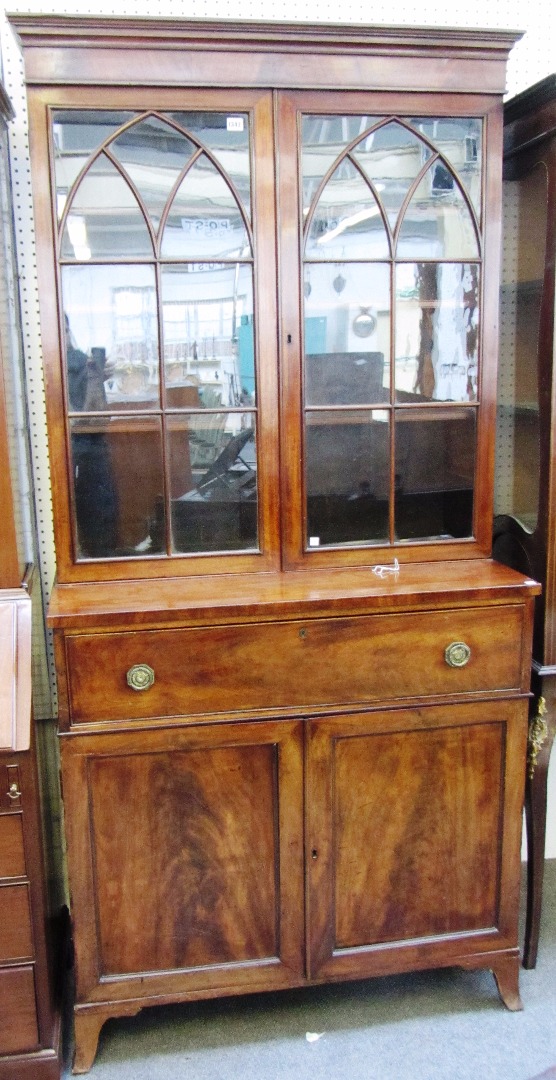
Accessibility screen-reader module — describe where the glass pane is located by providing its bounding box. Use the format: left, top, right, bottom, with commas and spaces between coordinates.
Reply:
61, 154, 154, 259
305, 410, 390, 547
301, 114, 380, 211
396, 160, 479, 259
395, 408, 475, 541
62, 265, 159, 411
110, 116, 197, 232
495, 165, 546, 532
305, 158, 390, 260
53, 110, 136, 220
70, 416, 165, 559
169, 111, 251, 219
304, 262, 390, 405
161, 154, 251, 258
167, 412, 258, 553
161, 264, 255, 408
352, 120, 432, 231
410, 117, 482, 221
395, 264, 480, 403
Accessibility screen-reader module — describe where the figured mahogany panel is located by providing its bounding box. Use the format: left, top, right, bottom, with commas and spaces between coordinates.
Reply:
333, 724, 502, 946
307, 699, 528, 981
65, 604, 525, 725
88, 742, 280, 975
0, 814, 26, 877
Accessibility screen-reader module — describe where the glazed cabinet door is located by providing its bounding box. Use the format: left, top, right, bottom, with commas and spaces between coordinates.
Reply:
61, 719, 304, 1005
306, 700, 527, 982
29, 88, 280, 582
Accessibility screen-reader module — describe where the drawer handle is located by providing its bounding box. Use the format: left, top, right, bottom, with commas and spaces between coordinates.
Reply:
7, 782, 22, 800
444, 641, 471, 668
126, 663, 155, 691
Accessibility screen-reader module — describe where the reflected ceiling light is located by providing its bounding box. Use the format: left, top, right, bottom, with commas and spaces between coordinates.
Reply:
317, 205, 381, 245
67, 214, 91, 260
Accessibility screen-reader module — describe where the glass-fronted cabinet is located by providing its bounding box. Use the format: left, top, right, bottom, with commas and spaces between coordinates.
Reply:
494, 74, 556, 970
29, 71, 505, 582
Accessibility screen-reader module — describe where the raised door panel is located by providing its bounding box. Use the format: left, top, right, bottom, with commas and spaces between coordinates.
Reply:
307, 700, 527, 981
61, 719, 304, 1003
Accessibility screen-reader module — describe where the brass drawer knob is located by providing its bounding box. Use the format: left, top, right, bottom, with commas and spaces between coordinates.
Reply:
126, 663, 155, 691
7, 782, 22, 800
444, 641, 471, 668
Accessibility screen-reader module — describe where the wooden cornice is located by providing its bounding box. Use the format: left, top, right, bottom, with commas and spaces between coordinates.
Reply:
8, 16, 522, 94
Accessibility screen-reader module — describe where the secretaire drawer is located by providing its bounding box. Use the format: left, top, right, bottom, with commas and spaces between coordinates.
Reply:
64, 604, 526, 725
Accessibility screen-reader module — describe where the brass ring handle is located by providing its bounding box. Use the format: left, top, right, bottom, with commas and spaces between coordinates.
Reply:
444, 641, 471, 668
126, 663, 155, 691
8, 782, 22, 800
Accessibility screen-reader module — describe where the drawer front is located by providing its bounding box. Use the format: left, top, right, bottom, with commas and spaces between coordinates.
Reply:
0, 966, 39, 1054
0, 815, 25, 879
0, 885, 33, 961
65, 604, 526, 724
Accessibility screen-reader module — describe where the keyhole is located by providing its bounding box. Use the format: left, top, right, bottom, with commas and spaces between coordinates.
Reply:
311, 849, 318, 860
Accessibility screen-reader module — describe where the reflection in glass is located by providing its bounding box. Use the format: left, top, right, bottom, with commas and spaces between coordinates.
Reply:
395, 263, 480, 402
410, 117, 482, 220
301, 114, 380, 210
62, 265, 159, 411
53, 110, 135, 220
70, 416, 165, 559
394, 409, 475, 541
166, 412, 258, 553
169, 112, 251, 219
161, 154, 251, 259
110, 116, 196, 231
396, 160, 479, 259
61, 154, 154, 259
352, 120, 432, 230
305, 410, 390, 546
161, 264, 255, 408
305, 159, 390, 260
304, 262, 390, 405
495, 165, 546, 532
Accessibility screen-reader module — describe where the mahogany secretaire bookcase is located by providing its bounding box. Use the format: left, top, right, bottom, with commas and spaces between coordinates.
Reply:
11, 17, 539, 1072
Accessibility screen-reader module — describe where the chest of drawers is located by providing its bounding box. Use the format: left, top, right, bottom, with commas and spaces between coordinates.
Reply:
0, 593, 62, 1079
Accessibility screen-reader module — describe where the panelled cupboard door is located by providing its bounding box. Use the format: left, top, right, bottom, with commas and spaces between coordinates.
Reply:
306, 701, 527, 982
61, 719, 304, 1003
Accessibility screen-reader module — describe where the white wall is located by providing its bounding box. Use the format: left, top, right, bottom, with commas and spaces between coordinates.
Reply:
0, 0, 554, 856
